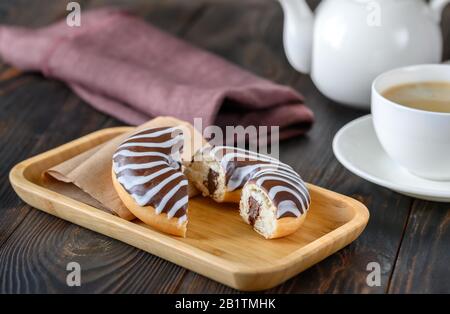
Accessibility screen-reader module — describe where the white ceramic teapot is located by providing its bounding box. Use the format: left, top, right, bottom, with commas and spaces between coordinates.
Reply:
280, 0, 450, 108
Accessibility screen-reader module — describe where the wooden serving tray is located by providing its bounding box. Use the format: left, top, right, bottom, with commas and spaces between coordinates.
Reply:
9, 127, 369, 291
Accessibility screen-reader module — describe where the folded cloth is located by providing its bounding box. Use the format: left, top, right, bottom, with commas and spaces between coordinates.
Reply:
0, 8, 314, 140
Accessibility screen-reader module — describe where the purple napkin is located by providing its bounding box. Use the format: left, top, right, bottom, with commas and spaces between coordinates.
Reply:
0, 8, 314, 140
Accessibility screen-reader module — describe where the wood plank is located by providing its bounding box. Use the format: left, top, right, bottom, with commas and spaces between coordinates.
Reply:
0, 84, 188, 294
9, 123, 369, 291
84, 0, 209, 35
385, 6, 450, 286
0, 0, 446, 294
0, 79, 80, 247
0, 0, 68, 27
169, 0, 414, 293
387, 200, 450, 293
0, 208, 187, 293
0, 0, 208, 294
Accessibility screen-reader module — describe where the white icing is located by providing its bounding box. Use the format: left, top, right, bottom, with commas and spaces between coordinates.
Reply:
114, 126, 188, 224
178, 214, 187, 225
124, 127, 182, 142
226, 163, 298, 192
207, 145, 310, 218
268, 185, 307, 212
255, 175, 308, 211
131, 172, 184, 206
118, 167, 173, 190
113, 150, 171, 161
155, 180, 188, 215
219, 152, 281, 169
276, 200, 301, 218
119, 135, 183, 150
210, 146, 280, 163
113, 160, 167, 173
254, 170, 309, 196
167, 195, 189, 219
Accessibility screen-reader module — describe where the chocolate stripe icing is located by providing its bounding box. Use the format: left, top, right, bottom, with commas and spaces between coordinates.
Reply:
113, 127, 188, 222
204, 146, 310, 219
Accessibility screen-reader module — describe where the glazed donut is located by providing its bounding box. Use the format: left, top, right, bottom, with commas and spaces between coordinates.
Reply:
112, 126, 189, 237
185, 146, 310, 239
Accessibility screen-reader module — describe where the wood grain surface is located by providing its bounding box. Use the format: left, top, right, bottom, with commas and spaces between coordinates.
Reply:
0, 0, 449, 293
9, 127, 369, 291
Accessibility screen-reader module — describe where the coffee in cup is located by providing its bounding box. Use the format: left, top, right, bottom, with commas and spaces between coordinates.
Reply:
371, 64, 450, 181
382, 81, 450, 113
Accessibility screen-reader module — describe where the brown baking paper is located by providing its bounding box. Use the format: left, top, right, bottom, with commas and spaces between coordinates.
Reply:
46, 116, 204, 220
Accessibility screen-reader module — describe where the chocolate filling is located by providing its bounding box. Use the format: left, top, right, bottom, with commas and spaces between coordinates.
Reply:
248, 196, 261, 226
204, 169, 219, 196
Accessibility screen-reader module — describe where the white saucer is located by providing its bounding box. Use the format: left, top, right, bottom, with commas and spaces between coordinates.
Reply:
333, 115, 450, 202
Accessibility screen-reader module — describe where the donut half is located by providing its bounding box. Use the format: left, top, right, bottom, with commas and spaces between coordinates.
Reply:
112, 126, 188, 237
186, 146, 310, 239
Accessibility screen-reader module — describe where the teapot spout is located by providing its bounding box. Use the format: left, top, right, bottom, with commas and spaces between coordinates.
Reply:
279, 0, 314, 74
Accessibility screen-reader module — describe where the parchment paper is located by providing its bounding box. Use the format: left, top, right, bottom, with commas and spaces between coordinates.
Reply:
46, 116, 204, 220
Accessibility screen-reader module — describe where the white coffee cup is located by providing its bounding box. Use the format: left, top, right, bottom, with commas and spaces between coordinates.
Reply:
372, 64, 450, 181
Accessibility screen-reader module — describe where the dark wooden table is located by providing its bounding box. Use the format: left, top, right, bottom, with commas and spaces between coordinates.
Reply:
1, 0, 449, 294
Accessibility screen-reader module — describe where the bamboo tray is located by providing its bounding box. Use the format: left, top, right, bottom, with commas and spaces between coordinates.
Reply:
9, 127, 369, 291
